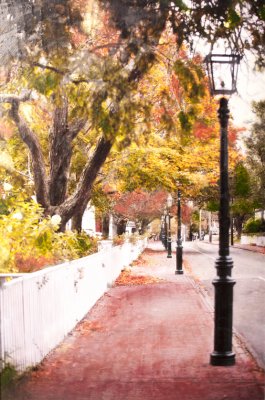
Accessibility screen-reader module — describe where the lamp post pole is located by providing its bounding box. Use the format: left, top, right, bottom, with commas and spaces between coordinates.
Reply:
161, 216, 166, 248
167, 211, 172, 258
205, 52, 241, 367
210, 97, 236, 366
175, 189, 184, 274
231, 215, 234, 246
230, 178, 234, 246
166, 194, 173, 257
164, 209, 168, 250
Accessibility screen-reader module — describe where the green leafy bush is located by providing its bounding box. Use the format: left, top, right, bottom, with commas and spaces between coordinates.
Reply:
52, 230, 98, 261
0, 364, 18, 389
0, 196, 98, 273
128, 233, 146, 244
243, 218, 265, 234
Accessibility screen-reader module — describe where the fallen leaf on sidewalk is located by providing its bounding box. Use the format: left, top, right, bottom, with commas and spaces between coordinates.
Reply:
75, 320, 104, 335
131, 255, 147, 266
114, 270, 163, 286
144, 248, 166, 255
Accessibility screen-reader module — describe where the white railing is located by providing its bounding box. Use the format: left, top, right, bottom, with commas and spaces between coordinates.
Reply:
0, 239, 147, 372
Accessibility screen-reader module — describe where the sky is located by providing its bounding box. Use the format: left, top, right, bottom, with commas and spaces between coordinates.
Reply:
229, 57, 265, 129
193, 37, 265, 131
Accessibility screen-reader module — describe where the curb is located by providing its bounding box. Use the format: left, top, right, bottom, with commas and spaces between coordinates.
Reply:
233, 244, 265, 254
198, 240, 265, 254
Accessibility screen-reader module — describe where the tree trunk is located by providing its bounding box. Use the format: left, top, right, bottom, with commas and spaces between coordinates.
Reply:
102, 215, 110, 238
234, 215, 245, 239
49, 97, 87, 206
117, 219, 126, 235
71, 203, 87, 232
140, 218, 150, 233
49, 98, 71, 206
56, 136, 113, 227
9, 100, 49, 209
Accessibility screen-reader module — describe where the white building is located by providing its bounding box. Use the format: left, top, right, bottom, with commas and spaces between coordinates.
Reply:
66, 203, 96, 236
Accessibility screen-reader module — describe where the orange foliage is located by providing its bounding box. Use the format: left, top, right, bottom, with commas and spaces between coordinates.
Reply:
170, 74, 183, 103
15, 254, 58, 273
75, 320, 104, 334
193, 121, 216, 140
113, 189, 167, 221
114, 270, 163, 286
228, 125, 246, 144
70, 27, 87, 47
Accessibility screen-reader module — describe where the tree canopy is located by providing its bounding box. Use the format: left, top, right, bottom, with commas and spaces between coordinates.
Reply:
245, 100, 265, 210
0, 0, 257, 232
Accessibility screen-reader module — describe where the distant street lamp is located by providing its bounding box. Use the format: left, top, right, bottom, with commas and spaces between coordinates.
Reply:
229, 175, 234, 246
231, 212, 234, 246
205, 52, 241, 366
175, 189, 184, 274
167, 194, 173, 258
164, 207, 168, 250
160, 215, 166, 248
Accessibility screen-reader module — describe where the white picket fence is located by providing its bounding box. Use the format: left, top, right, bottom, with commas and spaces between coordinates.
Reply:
0, 239, 147, 372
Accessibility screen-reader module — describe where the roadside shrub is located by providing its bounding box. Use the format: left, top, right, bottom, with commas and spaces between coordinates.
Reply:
0, 199, 55, 272
0, 197, 98, 273
112, 234, 126, 246
128, 233, 138, 245
52, 231, 98, 261
128, 233, 146, 244
15, 254, 57, 273
243, 218, 265, 234
0, 364, 18, 389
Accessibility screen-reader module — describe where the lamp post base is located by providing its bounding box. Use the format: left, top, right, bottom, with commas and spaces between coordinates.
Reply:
175, 246, 184, 274
175, 270, 183, 275
210, 351, 236, 366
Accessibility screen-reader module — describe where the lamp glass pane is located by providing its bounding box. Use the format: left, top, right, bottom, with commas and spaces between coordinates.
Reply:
205, 54, 240, 95
212, 55, 236, 93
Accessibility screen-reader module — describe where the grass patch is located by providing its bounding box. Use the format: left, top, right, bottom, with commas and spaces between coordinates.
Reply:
0, 363, 18, 389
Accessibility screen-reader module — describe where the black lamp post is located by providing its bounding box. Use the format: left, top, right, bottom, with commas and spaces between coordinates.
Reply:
164, 208, 168, 250
231, 212, 234, 246
205, 53, 241, 366
160, 216, 166, 247
175, 189, 184, 274
167, 194, 173, 258
229, 176, 234, 246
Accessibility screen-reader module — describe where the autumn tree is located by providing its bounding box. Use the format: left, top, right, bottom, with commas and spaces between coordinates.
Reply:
113, 189, 168, 233
0, 8, 210, 232
244, 100, 265, 213
100, 0, 265, 67
230, 162, 258, 238
0, 3, 157, 231
1, 0, 263, 232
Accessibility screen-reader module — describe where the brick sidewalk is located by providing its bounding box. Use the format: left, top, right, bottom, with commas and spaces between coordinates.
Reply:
3, 244, 264, 400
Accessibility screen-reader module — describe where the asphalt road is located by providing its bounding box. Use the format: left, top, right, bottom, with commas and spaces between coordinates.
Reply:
183, 240, 265, 370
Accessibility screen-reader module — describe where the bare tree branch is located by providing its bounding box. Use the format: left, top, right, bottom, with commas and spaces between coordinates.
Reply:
0, 90, 31, 103
9, 101, 49, 208
32, 62, 67, 75
68, 118, 87, 141
56, 136, 113, 226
